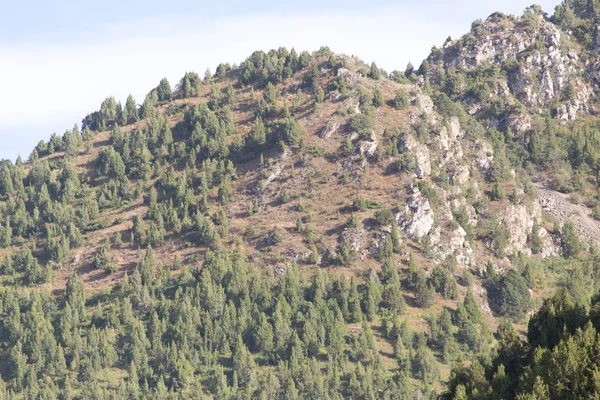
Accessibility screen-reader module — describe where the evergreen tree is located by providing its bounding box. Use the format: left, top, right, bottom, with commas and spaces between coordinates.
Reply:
561, 220, 581, 258
156, 78, 172, 102
373, 88, 384, 108
348, 277, 363, 323
94, 239, 117, 273
369, 62, 381, 80
124, 94, 139, 124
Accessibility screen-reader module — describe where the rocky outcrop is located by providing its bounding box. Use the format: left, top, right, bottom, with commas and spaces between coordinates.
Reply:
448, 164, 470, 185
320, 120, 340, 139
430, 13, 593, 124
340, 227, 368, 253
430, 225, 474, 267
337, 67, 362, 87
343, 97, 361, 114
473, 140, 494, 174
502, 202, 540, 253
263, 148, 290, 189
397, 187, 434, 240
505, 113, 532, 134
399, 133, 431, 179
359, 139, 378, 157
417, 94, 434, 116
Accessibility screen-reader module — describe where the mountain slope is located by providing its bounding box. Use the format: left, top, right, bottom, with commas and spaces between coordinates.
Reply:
0, 2, 599, 397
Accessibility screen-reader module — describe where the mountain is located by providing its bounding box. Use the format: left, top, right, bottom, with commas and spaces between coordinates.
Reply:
0, 2, 599, 398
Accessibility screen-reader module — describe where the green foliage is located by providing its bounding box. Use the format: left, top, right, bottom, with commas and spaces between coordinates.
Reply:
338, 242, 356, 266
561, 220, 581, 258
369, 62, 381, 80
268, 227, 282, 245
124, 94, 139, 124
372, 88, 384, 108
178, 72, 202, 98
8, 43, 600, 399
380, 259, 406, 314
374, 209, 394, 226
394, 91, 410, 110
155, 78, 172, 102
489, 269, 531, 321
315, 88, 325, 104
448, 286, 600, 399
528, 288, 587, 349
346, 212, 359, 228
270, 116, 302, 145
348, 113, 375, 138
416, 180, 439, 206
529, 220, 543, 254
94, 239, 117, 273
430, 266, 459, 300
359, 89, 374, 110
490, 182, 505, 201
406, 260, 435, 308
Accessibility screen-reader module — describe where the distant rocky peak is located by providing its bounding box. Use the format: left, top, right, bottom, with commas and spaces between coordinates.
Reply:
427, 8, 597, 127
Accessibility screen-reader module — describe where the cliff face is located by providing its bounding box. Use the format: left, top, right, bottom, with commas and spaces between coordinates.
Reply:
429, 11, 597, 131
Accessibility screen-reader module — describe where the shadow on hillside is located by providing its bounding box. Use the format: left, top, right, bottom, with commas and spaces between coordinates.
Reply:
93, 139, 110, 148
371, 324, 396, 359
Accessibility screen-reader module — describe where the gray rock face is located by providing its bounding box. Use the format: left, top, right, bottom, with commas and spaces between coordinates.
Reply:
431, 13, 593, 124
502, 202, 540, 253
399, 134, 431, 179
437, 226, 474, 267
340, 227, 368, 252
473, 140, 494, 174
505, 113, 531, 134
320, 120, 340, 139
343, 97, 361, 114
337, 67, 361, 87
417, 94, 434, 116
359, 139, 378, 157
397, 188, 434, 240
449, 164, 470, 185
263, 148, 290, 189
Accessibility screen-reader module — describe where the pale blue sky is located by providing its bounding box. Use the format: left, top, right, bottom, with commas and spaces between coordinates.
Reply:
0, 0, 558, 161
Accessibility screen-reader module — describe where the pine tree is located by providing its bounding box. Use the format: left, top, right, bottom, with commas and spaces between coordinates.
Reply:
253, 313, 274, 353
369, 62, 381, 80
65, 273, 86, 322
133, 215, 147, 244
94, 239, 117, 273
233, 336, 257, 386
363, 277, 382, 321
124, 94, 139, 124
561, 220, 581, 258
218, 176, 233, 205
463, 289, 482, 323
10, 341, 27, 391
156, 78, 172, 102
373, 88, 384, 107
265, 82, 277, 105
348, 277, 363, 322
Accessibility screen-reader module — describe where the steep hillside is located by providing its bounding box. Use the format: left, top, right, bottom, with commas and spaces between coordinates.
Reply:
0, 1, 599, 398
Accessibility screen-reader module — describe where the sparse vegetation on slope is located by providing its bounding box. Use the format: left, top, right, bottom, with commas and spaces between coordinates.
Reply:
0, 2, 599, 397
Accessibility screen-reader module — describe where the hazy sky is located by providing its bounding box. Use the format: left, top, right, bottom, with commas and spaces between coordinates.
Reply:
0, 0, 559, 161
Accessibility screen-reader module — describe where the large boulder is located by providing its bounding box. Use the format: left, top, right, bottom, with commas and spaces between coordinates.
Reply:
397, 188, 435, 240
